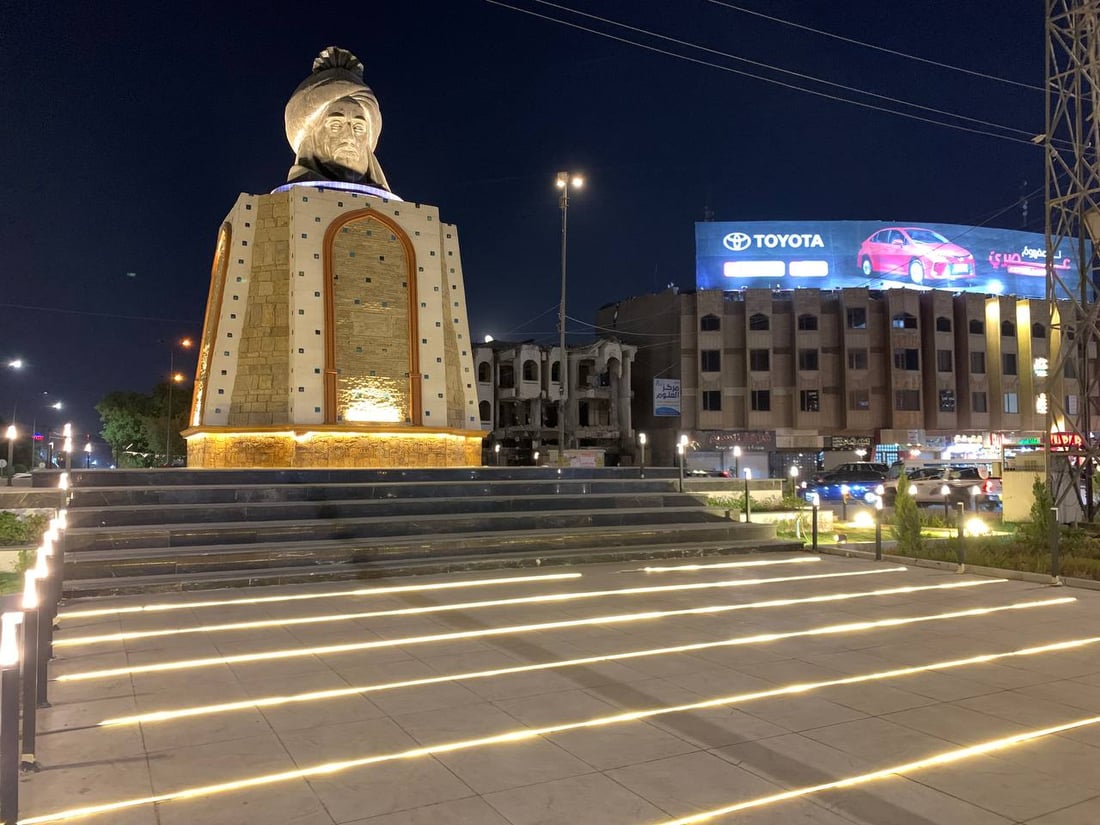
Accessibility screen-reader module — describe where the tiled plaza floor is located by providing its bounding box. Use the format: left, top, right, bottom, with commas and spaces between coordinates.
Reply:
15, 553, 1100, 824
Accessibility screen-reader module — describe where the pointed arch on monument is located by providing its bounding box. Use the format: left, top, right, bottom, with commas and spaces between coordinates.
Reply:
322, 208, 422, 425
190, 222, 232, 429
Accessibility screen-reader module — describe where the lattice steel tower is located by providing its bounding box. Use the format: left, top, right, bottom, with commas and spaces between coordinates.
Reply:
1046, 0, 1100, 520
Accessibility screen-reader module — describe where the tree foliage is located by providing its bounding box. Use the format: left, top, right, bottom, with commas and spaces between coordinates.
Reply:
96, 382, 193, 467
1017, 476, 1056, 552
891, 471, 922, 555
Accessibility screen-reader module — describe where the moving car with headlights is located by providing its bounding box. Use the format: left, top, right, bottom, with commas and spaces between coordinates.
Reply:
803, 464, 888, 503
882, 465, 1001, 509
858, 227, 975, 285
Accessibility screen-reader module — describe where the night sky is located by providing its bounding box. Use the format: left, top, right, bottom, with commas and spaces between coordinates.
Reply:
0, 0, 1045, 449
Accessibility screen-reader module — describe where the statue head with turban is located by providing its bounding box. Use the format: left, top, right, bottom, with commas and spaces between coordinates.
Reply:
284, 47, 390, 191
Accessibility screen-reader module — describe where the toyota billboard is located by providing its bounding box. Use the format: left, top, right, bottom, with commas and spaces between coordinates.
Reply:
695, 220, 1086, 299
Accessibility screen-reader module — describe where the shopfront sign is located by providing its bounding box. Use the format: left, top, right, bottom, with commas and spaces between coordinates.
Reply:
653, 378, 681, 417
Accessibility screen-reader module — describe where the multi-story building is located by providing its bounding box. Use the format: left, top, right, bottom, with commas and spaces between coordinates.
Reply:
473, 338, 637, 464
597, 287, 1071, 475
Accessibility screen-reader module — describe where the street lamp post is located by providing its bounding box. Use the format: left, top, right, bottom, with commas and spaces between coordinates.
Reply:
4, 425, 15, 486
83, 441, 92, 469
165, 338, 193, 467
638, 432, 647, 478
555, 171, 584, 465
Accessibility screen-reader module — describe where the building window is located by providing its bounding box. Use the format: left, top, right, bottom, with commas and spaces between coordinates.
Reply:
700, 314, 720, 331
848, 389, 870, 410
1001, 320, 1017, 337
800, 389, 820, 412
551, 361, 561, 382
702, 390, 721, 411
477, 362, 491, 382
939, 389, 956, 412
936, 350, 953, 372
891, 312, 918, 329
1032, 322, 1046, 339
893, 348, 919, 370
797, 314, 818, 331
970, 351, 986, 374
895, 389, 921, 411
1002, 353, 1017, 375
751, 389, 771, 411
1067, 394, 1079, 415
847, 307, 867, 329
798, 349, 819, 371
749, 313, 770, 331
972, 392, 988, 413
749, 349, 770, 371
936, 316, 952, 332
521, 360, 538, 381
1065, 359, 1077, 379
499, 364, 514, 389
969, 319, 985, 334
847, 349, 868, 370
1004, 392, 1019, 414
479, 400, 491, 422
701, 350, 721, 372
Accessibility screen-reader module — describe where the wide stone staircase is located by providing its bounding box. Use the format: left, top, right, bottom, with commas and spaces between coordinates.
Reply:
48, 467, 797, 597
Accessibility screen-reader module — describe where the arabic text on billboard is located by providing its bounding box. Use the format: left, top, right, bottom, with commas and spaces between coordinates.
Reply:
695, 221, 1086, 299
654, 378, 680, 417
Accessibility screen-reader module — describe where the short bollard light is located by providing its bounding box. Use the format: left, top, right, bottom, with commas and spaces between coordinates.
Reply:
638, 432, 646, 478
956, 501, 967, 573
743, 468, 752, 523
970, 484, 981, 512
677, 434, 688, 493
941, 484, 951, 521
810, 492, 820, 549
1, 612, 24, 825
20, 571, 41, 771
874, 495, 884, 561
788, 465, 800, 499
532, 450, 539, 465
493, 443, 501, 466
840, 484, 850, 522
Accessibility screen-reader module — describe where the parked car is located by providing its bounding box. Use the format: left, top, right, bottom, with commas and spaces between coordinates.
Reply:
883, 466, 1001, 509
857, 227, 975, 285
811, 462, 889, 485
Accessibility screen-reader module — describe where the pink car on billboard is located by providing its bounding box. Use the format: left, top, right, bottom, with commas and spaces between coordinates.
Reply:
858, 226, 976, 285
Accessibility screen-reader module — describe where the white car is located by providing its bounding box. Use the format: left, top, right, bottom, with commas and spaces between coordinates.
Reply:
883, 466, 1001, 509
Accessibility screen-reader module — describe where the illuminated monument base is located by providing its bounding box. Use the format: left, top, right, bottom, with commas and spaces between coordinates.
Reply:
185, 186, 483, 469
184, 426, 482, 469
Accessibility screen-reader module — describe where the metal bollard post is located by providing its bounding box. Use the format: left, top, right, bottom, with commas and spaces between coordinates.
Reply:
1, 612, 24, 824
744, 475, 752, 523
1050, 506, 1062, 585
33, 550, 51, 708
840, 485, 849, 523
874, 500, 883, 561
956, 501, 966, 573
811, 499, 819, 549
20, 572, 40, 771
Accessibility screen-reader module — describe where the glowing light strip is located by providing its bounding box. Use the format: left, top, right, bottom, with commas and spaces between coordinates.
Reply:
99, 600, 1079, 728
24, 634, 1094, 825
57, 572, 584, 619
56, 577, 1002, 682
640, 557, 819, 573
56, 567, 904, 648
651, 715, 1100, 824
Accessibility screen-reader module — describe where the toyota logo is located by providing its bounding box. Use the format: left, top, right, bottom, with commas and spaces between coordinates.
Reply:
722, 232, 752, 252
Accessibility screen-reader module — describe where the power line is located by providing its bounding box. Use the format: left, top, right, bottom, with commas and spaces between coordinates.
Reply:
0, 302, 193, 325
707, 0, 1044, 92
486, 0, 1045, 147
525, 0, 1040, 140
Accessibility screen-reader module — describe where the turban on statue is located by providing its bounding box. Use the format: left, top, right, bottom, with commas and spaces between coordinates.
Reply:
284, 47, 390, 191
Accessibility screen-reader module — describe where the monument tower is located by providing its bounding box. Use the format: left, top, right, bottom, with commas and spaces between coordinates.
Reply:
184, 47, 483, 467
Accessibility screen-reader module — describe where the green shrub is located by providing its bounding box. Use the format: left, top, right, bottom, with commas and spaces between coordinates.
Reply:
891, 472, 923, 555
0, 512, 49, 548
1017, 477, 1056, 553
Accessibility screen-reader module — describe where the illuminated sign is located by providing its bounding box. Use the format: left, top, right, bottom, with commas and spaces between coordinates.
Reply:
653, 378, 680, 417
1049, 432, 1084, 450
696, 220, 1088, 299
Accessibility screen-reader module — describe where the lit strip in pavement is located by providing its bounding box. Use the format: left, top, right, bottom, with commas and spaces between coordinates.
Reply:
650, 715, 1100, 824
57, 572, 584, 619
99, 599, 1078, 728
637, 557, 819, 573
22, 634, 1093, 825
53, 578, 1007, 682
55, 566, 900, 648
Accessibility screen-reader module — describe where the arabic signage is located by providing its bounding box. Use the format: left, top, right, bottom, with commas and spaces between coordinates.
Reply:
653, 378, 681, 417
827, 435, 873, 451
699, 430, 777, 450
696, 220, 1088, 299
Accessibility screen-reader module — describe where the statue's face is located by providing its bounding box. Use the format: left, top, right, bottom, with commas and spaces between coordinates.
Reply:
316, 97, 372, 174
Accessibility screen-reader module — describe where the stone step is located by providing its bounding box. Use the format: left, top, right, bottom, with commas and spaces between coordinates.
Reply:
67, 478, 685, 509
62, 521, 776, 579
63, 506, 741, 553
67, 491, 709, 528
43, 466, 681, 489
62, 534, 798, 597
